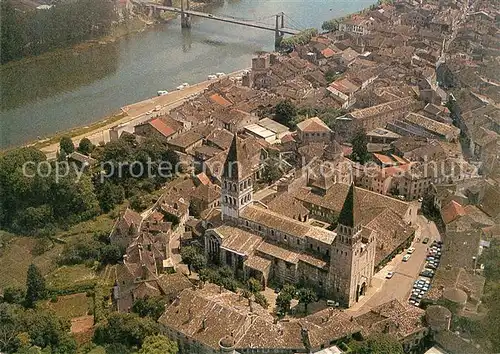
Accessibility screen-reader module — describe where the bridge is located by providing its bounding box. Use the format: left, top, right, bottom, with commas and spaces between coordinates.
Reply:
136, 0, 302, 46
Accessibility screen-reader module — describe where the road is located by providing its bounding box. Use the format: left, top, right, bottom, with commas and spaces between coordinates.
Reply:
348, 215, 441, 315
39, 69, 249, 160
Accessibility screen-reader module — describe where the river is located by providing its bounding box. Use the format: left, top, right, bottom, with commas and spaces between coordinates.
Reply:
0, 0, 375, 149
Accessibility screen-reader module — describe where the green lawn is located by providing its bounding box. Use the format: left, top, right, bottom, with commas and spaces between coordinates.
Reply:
42, 292, 93, 319
45, 264, 98, 292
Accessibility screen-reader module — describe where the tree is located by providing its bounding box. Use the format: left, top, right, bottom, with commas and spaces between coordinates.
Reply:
99, 244, 123, 265
77, 138, 94, 156
25, 264, 46, 308
353, 333, 404, 354
191, 253, 207, 273
254, 292, 269, 309
132, 297, 166, 321
241, 289, 253, 303
2, 287, 25, 304
322, 19, 339, 31
276, 292, 293, 315
180, 246, 198, 275
139, 335, 178, 354
97, 181, 125, 213
93, 312, 159, 349
274, 100, 297, 127
262, 159, 284, 184
59, 136, 75, 155
350, 129, 369, 164
297, 288, 316, 314
247, 278, 262, 294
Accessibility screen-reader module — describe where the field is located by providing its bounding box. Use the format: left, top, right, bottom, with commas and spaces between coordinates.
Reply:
42, 292, 93, 319
0, 237, 62, 290
0, 214, 115, 291
45, 264, 98, 292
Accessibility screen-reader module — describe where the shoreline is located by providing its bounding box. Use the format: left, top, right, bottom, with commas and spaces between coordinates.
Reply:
25, 68, 250, 159
2, 1, 360, 155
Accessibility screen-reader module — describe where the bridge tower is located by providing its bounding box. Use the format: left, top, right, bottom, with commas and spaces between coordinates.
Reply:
180, 0, 192, 28
274, 12, 285, 48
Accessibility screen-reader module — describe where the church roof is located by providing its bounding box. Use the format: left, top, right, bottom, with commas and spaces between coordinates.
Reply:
337, 183, 361, 227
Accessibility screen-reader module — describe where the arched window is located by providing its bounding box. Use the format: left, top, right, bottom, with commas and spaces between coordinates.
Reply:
224, 196, 228, 203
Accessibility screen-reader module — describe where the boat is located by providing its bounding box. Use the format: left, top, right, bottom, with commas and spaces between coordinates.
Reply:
216, 72, 226, 78
157, 90, 169, 96
208, 74, 217, 80
176, 85, 184, 90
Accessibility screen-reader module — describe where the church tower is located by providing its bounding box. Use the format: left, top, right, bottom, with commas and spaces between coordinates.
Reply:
329, 183, 376, 307
221, 135, 254, 221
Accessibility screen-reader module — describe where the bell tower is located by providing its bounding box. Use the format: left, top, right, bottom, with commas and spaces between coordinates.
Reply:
329, 183, 376, 307
221, 135, 253, 221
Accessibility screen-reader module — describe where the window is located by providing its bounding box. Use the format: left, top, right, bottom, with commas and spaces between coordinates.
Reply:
284, 235, 287, 241
297, 239, 300, 245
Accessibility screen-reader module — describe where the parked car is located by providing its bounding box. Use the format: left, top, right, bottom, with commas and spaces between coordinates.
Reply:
423, 237, 430, 244
403, 254, 411, 262
386, 271, 395, 279
407, 247, 416, 254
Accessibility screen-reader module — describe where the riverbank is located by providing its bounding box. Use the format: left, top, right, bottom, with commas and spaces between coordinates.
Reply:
32, 68, 249, 159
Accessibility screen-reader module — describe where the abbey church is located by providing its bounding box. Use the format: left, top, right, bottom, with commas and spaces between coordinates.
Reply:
205, 135, 417, 307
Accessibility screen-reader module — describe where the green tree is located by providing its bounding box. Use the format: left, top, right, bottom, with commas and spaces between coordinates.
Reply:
325, 69, 341, 83
180, 246, 198, 275
97, 181, 125, 213
77, 138, 94, 155
241, 289, 253, 303
353, 333, 404, 354
297, 288, 316, 314
25, 264, 46, 308
262, 159, 284, 184
139, 335, 178, 354
93, 312, 159, 349
59, 136, 75, 155
2, 287, 25, 305
132, 297, 166, 321
276, 291, 293, 315
254, 292, 269, 309
350, 129, 369, 164
275, 100, 297, 127
322, 19, 339, 31
247, 278, 262, 294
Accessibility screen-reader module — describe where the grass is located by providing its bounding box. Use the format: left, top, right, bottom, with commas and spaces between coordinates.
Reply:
45, 264, 98, 291
0, 212, 114, 291
55, 213, 116, 240
0, 237, 63, 290
42, 292, 93, 319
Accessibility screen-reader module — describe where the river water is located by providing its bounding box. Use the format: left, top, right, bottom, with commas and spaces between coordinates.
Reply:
0, 0, 375, 149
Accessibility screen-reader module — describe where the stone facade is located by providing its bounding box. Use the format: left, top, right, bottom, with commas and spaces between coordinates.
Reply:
204, 135, 377, 307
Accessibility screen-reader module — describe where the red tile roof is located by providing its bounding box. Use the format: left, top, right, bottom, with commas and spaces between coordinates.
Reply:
321, 48, 336, 58
373, 153, 396, 166
442, 200, 466, 224
196, 172, 211, 186
150, 118, 175, 138
209, 93, 232, 107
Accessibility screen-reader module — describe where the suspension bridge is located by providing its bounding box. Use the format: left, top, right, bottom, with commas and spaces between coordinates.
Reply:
134, 0, 305, 46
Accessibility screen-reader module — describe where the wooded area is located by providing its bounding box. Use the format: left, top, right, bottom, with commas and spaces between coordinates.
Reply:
1, 0, 116, 64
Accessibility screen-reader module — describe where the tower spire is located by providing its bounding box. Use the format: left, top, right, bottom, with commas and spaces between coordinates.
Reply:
337, 183, 361, 228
